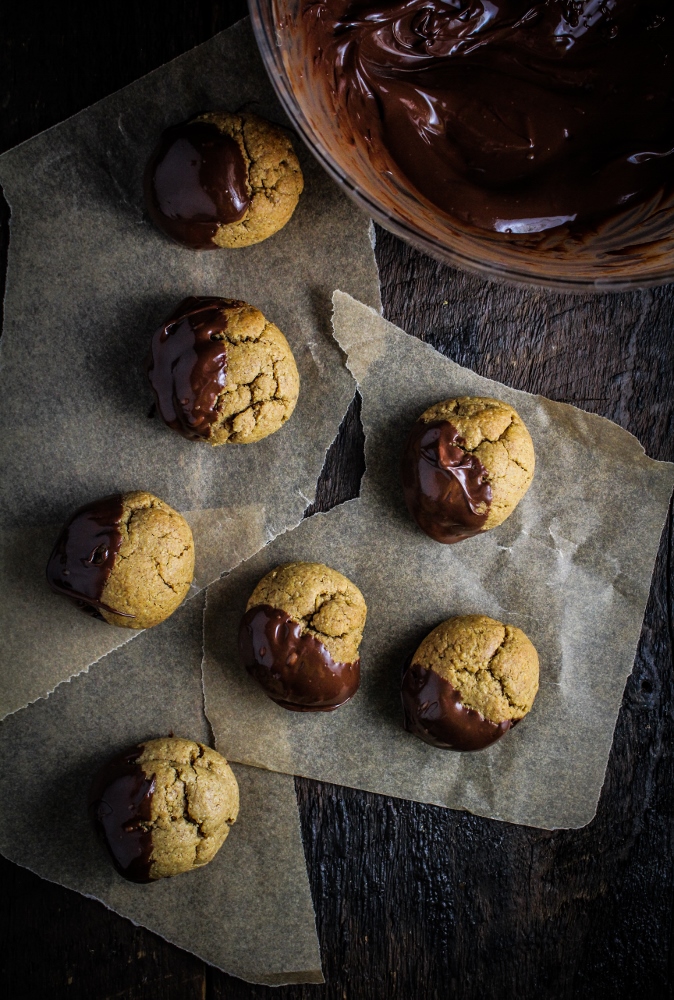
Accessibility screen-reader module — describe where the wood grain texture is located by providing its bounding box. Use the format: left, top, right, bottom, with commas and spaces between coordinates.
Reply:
1, 4, 673, 999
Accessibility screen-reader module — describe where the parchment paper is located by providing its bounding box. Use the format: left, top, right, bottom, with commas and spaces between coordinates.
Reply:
203, 293, 674, 830
0, 593, 323, 985
0, 18, 380, 719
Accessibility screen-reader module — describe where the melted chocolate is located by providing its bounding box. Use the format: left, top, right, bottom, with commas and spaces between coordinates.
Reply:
401, 419, 492, 543
299, 0, 674, 237
144, 119, 250, 249
88, 745, 156, 883
402, 661, 513, 751
239, 604, 361, 711
46, 495, 133, 618
146, 296, 236, 440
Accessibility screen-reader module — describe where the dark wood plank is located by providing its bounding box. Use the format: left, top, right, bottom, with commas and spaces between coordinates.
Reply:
0, 0, 248, 156
1, 4, 673, 999
0, 853, 206, 1000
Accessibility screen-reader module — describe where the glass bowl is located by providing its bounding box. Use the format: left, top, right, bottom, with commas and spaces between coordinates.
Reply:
249, 0, 674, 292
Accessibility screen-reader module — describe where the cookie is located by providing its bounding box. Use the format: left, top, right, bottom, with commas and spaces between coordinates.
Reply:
239, 561, 367, 711
401, 396, 535, 543
147, 296, 300, 445
46, 491, 194, 629
88, 738, 239, 883
401, 615, 539, 751
144, 111, 304, 250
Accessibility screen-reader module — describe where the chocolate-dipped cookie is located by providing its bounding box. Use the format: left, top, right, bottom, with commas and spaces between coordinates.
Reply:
239, 562, 367, 711
402, 615, 539, 751
146, 297, 300, 445
89, 738, 239, 883
46, 491, 194, 628
144, 111, 303, 250
401, 397, 535, 543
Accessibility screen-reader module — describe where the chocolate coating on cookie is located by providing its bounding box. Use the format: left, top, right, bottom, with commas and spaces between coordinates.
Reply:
144, 119, 250, 249
402, 615, 539, 752
401, 661, 512, 752
147, 298, 300, 446
47, 492, 194, 629
88, 745, 155, 883
146, 296, 234, 440
46, 494, 132, 618
239, 604, 361, 711
89, 738, 239, 883
401, 420, 492, 543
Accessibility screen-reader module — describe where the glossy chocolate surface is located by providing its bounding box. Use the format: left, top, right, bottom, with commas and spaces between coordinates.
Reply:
300, 0, 674, 237
46, 494, 133, 618
144, 119, 249, 249
88, 745, 156, 883
239, 604, 361, 711
146, 296, 235, 440
401, 419, 491, 543
402, 661, 513, 751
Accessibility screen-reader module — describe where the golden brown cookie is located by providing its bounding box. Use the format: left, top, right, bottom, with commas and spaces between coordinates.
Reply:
147, 297, 300, 445
144, 111, 304, 250
46, 491, 194, 629
239, 561, 367, 711
89, 738, 240, 882
401, 614, 539, 751
401, 396, 535, 543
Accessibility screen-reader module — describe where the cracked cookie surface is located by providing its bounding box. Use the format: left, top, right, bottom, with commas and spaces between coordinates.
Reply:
207, 300, 299, 445
419, 396, 535, 529
194, 111, 304, 248
246, 561, 367, 664
136, 738, 240, 880
100, 491, 194, 629
413, 614, 539, 723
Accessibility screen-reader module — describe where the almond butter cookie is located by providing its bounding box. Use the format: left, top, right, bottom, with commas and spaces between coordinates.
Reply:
46, 491, 194, 629
89, 738, 239, 882
402, 614, 539, 751
401, 396, 535, 543
239, 561, 367, 711
147, 296, 300, 444
144, 111, 303, 249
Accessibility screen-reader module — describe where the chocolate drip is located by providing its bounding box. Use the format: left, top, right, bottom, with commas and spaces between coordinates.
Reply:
144, 120, 250, 249
146, 296, 236, 440
401, 419, 492, 543
239, 604, 361, 711
88, 745, 155, 883
402, 661, 513, 751
46, 494, 133, 617
299, 0, 674, 237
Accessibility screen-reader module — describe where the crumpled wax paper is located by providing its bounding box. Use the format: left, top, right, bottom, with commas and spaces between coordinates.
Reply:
0, 595, 323, 985
202, 293, 674, 830
0, 18, 380, 719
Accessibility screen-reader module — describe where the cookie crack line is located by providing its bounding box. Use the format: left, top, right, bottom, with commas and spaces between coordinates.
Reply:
239, 119, 254, 184
120, 496, 165, 532
164, 762, 205, 831
218, 319, 268, 348
484, 630, 521, 710
218, 371, 282, 399
237, 127, 259, 234
492, 631, 530, 714
450, 628, 522, 713
304, 590, 352, 621
456, 413, 515, 455
240, 123, 296, 203
505, 449, 531, 474
454, 664, 520, 714
307, 625, 351, 644
150, 555, 190, 595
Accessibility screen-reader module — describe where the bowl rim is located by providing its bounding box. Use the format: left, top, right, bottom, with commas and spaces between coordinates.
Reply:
248, 0, 674, 294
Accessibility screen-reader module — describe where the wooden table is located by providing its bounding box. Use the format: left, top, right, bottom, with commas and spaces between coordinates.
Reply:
2, 3, 673, 997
